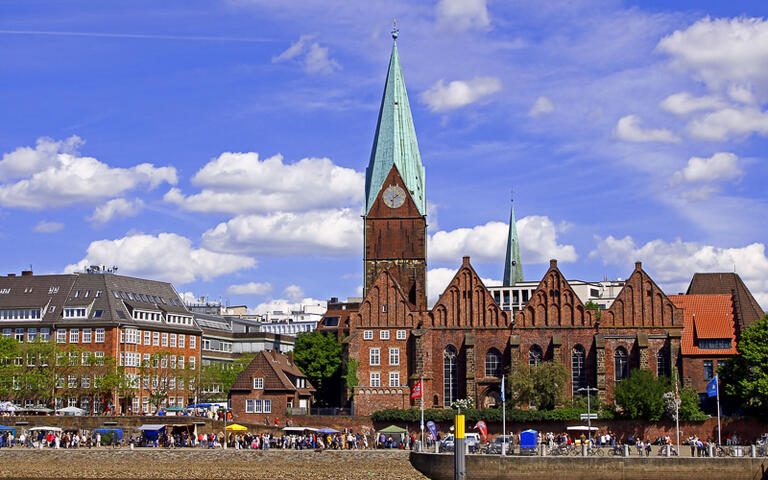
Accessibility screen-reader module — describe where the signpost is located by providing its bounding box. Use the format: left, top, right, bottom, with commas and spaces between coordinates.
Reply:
577, 387, 599, 442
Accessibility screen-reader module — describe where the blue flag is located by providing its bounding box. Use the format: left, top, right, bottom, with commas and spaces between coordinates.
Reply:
426, 421, 437, 440
501, 380, 505, 402
706, 375, 718, 398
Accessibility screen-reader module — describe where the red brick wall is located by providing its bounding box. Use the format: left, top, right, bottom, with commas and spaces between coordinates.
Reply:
683, 356, 729, 393
230, 389, 289, 425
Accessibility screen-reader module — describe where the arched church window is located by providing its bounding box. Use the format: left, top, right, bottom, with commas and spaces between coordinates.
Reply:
615, 346, 629, 381
657, 346, 669, 378
485, 348, 502, 378
443, 345, 458, 407
572, 344, 586, 395
529, 344, 543, 367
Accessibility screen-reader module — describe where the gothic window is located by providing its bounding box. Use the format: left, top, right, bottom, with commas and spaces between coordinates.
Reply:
485, 348, 502, 378
656, 346, 669, 378
615, 346, 629, 381
572, 344, 586, 396
443, 345, 458, 407
529, 344, 543, 367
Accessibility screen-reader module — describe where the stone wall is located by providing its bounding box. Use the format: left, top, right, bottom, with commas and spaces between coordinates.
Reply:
410, 452, 768, 480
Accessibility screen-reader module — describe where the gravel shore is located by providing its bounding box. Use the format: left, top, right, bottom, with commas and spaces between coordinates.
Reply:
0, 448, 429, 480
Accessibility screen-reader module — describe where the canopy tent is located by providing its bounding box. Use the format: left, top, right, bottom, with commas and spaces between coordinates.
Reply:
164, 406, 186, 412
377, 425, 407, 434
29, 426, 62, 432
0, 402, 19, 412
23, 407, 53, 413
282, 426, 317, 432
566, 426, 598, 432
225, 423, 248, 431
316, 427, 340, 434
0, 425, 16, 434
137, 424, 166, 431
187, 403, 213, 408
58, 406, 86, 416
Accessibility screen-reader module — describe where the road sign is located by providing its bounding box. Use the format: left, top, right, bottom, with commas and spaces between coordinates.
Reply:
580, 413, 598, 420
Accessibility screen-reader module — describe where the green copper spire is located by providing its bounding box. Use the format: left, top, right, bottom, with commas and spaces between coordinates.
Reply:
365, 29, 426, 215
503, 200, 524, 286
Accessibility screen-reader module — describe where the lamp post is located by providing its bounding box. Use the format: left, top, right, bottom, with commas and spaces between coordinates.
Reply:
577, 387, 599, 441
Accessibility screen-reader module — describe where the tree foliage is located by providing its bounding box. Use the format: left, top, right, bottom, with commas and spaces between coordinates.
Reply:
721, 314, 768, 411
506, 360, 568, 410
613, 369, 706, 421
584, 301, 602, 321
372, 406, 614, 424
199, 353, 255, 401
293, 331, 342, 406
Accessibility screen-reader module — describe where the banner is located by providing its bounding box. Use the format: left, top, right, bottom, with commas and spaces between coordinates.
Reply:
501, 376, 505, 402
706, 375, 718, 398
426, 420, 437, 440
475, 420, 488, 442
411, 379, 422, 399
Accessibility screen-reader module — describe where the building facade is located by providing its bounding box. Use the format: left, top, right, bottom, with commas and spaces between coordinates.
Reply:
229, 350, 314, 423
0, 268, 202, 414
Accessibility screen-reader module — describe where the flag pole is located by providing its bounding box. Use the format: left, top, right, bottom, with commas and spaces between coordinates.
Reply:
674, 367, 680, 455
420, 376, 425, 449
502, 375, 506, 456
716, 374, 721, 446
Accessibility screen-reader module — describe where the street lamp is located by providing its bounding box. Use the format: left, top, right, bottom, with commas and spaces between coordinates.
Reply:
577, 387, 599, 441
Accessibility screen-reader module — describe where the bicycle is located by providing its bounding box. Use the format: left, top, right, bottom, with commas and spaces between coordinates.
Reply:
587, 445, 605, 456
716, 446, 734, 457
608, 445, 624, 456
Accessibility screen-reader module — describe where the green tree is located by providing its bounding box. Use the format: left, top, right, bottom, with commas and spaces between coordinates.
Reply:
344, 358, 359, 399
506, 359, 568, 410
293, 331, 342, 407
199, 354, 255, 401
721, 314, 768, 410
613, 369, 669, 420
585, 301, 602, 321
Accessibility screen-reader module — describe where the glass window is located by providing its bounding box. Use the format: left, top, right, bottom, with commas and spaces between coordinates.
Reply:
253, 377, 264, 389
190, 336, 196, 349
370, 348, 380, 366
615, 347, 629, 381
389, 371, 400, 387
162, 332, 168, 347
363, 330, 373, 340
263, 399, 271, 413
572, 345, 586, 395
443, 345, 458, 407
396, 330, 407, 340
656, 346, 669, 378
153, 332, 160, 346
40, 328, 50, 342
170, 334, 177, 348
380, 330, 390, 340
370, 372, 380, 387
57, 329, 66, 343
485, 348, 502, 378
95, 328, 105, 343
529, 344, 543, 367
82, 328, 92, 343
245, 399, 254, 413
178, 334, 185, 348
389, 348, 400, 366
703, 360, 714, 380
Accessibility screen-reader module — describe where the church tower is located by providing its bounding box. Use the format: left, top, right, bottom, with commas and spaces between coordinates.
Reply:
503, 200, 523, 286
363, 27, 427, 310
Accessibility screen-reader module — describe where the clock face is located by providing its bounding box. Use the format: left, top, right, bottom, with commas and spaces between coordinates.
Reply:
382, 185, 406, 209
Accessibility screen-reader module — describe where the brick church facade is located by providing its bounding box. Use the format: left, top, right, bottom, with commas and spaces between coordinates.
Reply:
321, 30, 762, 416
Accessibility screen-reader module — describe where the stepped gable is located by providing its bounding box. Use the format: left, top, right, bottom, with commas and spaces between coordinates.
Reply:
428, 256, 509, 328
601, 261, 682, 329
353, 267, 419, 328
515, 259, 594, 328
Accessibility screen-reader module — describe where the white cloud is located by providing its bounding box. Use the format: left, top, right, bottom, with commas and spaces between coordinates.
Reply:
528, 96, 555, 117
64, 233, 256, 284
179, 291, 198, 305
428, 216, 577, 265
728, 84, 757, 104
687, 106, 768, 141
282, 284, 305, 301
659, 92, 724, 115
672, 152, 743, 184
33, 220, 64, 233
614, 115, 680, 143
272, 34, 339, 74
421, 76, 502, 112
202, 208, 361, 256
164, 152, 363, 214
435, 0, 490, 32
88, 198, 144, 225
591, 235, 768, 307
657, 17, 768, 91
0, 136, 176, 209
427, 267, 499, 305
249, 297, 327, 316
226, 282, 274, 296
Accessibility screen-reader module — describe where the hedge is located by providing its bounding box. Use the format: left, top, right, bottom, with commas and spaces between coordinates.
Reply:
371, 407, 615, 424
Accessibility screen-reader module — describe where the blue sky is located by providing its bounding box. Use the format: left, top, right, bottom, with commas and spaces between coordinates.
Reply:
2, 0, 768, 312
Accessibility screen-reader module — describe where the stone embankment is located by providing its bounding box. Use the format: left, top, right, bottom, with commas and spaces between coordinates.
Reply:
410, 452, 768, 480
0, 449, 427, 480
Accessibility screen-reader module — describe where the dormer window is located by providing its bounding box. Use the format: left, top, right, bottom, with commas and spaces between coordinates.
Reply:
48, 286, 59, 295
253, 377, 264, 390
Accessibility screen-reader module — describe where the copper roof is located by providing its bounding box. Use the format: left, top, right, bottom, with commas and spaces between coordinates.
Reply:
669, 294, 738, 356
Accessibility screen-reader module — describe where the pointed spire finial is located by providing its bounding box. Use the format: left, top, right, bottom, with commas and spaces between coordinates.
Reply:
392, 18, 399, 40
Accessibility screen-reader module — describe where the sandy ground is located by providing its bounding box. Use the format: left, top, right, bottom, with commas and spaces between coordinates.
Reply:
0, 448, 429, 480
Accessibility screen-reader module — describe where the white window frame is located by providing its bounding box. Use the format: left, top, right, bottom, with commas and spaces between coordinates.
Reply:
82, 328, 92, 343
369, 347, 380, 366
253, 377, 264, 390
161, 332, 169, 347
263, 399, 272, 413
153, 331, 160, 346
170, 333, 177, 348
389, 371, 400, 387
254, 399, 263, 413
363, 330, 373, 340
69, 329, 79, 344
95, 328, 105, 343
370, 372, 381, 387
144, 330, 151, 345
245, 399, 254, 413
389, 347, 400, 366
380, 330, 390, 340
190, 336, 196, 349
178, 334, 185, 348
396, 329, 407, 340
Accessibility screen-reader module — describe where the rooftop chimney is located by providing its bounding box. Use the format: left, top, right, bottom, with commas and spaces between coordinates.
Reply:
635, 261, 642, 270
21, 270, 33, 277
462, 256, 470, 265
549, 259, 558, 268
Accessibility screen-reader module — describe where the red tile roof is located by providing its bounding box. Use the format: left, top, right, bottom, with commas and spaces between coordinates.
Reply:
669, 294, 738, 356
